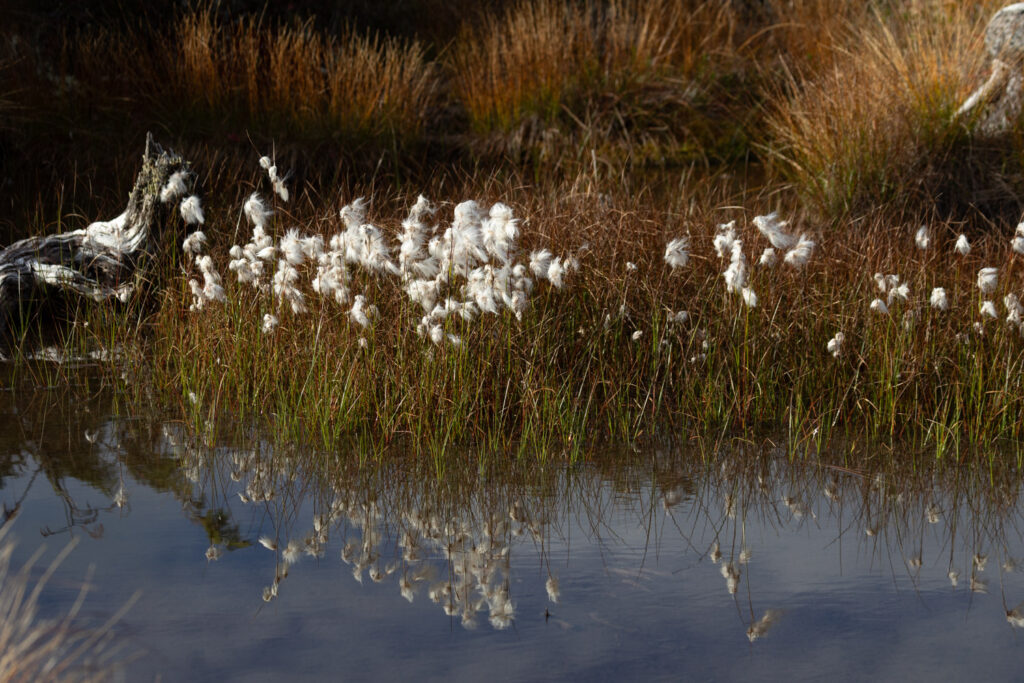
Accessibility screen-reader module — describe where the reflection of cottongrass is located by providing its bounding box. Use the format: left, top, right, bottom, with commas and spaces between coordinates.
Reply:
0, 527, 137, 681
746, 609, 780, 642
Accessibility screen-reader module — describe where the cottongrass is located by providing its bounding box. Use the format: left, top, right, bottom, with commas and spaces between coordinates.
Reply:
133, 150, 1024, 453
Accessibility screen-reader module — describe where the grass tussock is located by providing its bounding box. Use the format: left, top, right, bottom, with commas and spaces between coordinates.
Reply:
106, 10, 438, 144
450, 0, 743, 163
765, 1, 1022, 219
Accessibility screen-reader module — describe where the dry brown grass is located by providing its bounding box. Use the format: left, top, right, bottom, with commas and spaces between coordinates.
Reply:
0, 528, 137, 682
61, 9, 439, 144
764, 1, 1008, 218
449, 0, 736, 133
174, 11, 438, 141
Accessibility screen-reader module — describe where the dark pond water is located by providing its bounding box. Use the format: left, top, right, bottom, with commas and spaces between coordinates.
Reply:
3, 380, 1024, 681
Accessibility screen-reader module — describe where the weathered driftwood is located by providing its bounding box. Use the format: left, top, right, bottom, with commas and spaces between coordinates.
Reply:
0, 134, 189, 340
957, 3, 1024, 134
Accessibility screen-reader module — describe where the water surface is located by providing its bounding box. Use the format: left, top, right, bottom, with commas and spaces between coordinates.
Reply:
2, 384, 1023, 681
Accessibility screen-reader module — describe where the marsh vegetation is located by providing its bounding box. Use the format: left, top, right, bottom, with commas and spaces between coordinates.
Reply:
5, 1, 1024, 456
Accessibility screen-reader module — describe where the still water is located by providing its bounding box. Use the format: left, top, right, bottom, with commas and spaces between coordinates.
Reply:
2, 381, 1024, 681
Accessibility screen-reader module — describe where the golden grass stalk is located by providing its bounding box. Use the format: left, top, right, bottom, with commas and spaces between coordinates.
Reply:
0, 525, 137, 682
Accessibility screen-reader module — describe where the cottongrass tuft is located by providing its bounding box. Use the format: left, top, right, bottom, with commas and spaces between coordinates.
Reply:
980, 300, 998, 318
545, 575, 560, 603
182, 230, 206, 261
713, 220, 737, 258
722, 240, 747, 294
180, 195, 205, 226
741, 287, 758, 308
827, 331, 844, 358
1013, 222, 1024, 255
977, 267, 999, 295
955, 234, 971, 256
783, 235, 815, 268
669, 310, 689, 324
753, 212, 798, 250
758, 247, 777, 267
1005, 293, 1024, 328
160, 170, 188, 204
870, 298, 889, 315
915, 225, 931, 250
664, 236, 690, 269
930, 287, 948, 311
188, 255, 226, 310
244, 192, 272, 228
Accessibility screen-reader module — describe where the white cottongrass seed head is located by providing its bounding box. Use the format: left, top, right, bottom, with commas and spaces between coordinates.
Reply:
977, 267, 998, 295
713, 220, 737, 258
180, 195, 205, 226
753, 212, 798, 250
182, 230, 206, 260
915, 225, 931, 250
827, 331, 844, 358
981, 300, 998, 318
1013, 222, 1024, 255
664, 237, 690, 269
741, 286, 758, 308
160, 170, 188, 204
930, 287, 948, 311
870, 298, 889, 314
783, 235, 815, 268
954, 234, 971, 255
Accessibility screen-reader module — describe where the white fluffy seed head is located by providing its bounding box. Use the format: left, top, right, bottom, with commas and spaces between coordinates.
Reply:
753, 212, 798, 250
783, 235, 815, 268
180, 195, 205, 226
741, 287, 758, 308
915, 225, 931, 250
160, 170, 188, 204
977, 267, 999, 294
827, 331, 844, 358
664, 236, 690, 269
244, 192, 272, 228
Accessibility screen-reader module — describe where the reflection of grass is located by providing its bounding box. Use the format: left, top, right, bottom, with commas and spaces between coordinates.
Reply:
170, 423, 1024, 634
0, 528, 137, 681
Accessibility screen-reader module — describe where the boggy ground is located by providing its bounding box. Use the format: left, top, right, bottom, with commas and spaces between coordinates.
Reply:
4, 1, 1024, 458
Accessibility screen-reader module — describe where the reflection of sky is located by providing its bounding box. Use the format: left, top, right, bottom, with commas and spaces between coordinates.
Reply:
3, 439, 1024, 681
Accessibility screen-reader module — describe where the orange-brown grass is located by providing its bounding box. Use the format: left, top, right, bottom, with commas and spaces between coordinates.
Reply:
764, 1, 1012, 219
448, 0, 741, 162
65, 9, 439, 144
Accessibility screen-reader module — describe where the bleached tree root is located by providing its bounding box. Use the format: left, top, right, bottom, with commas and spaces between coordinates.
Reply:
0, 134, 189, 341
957, 4, 1024, 134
